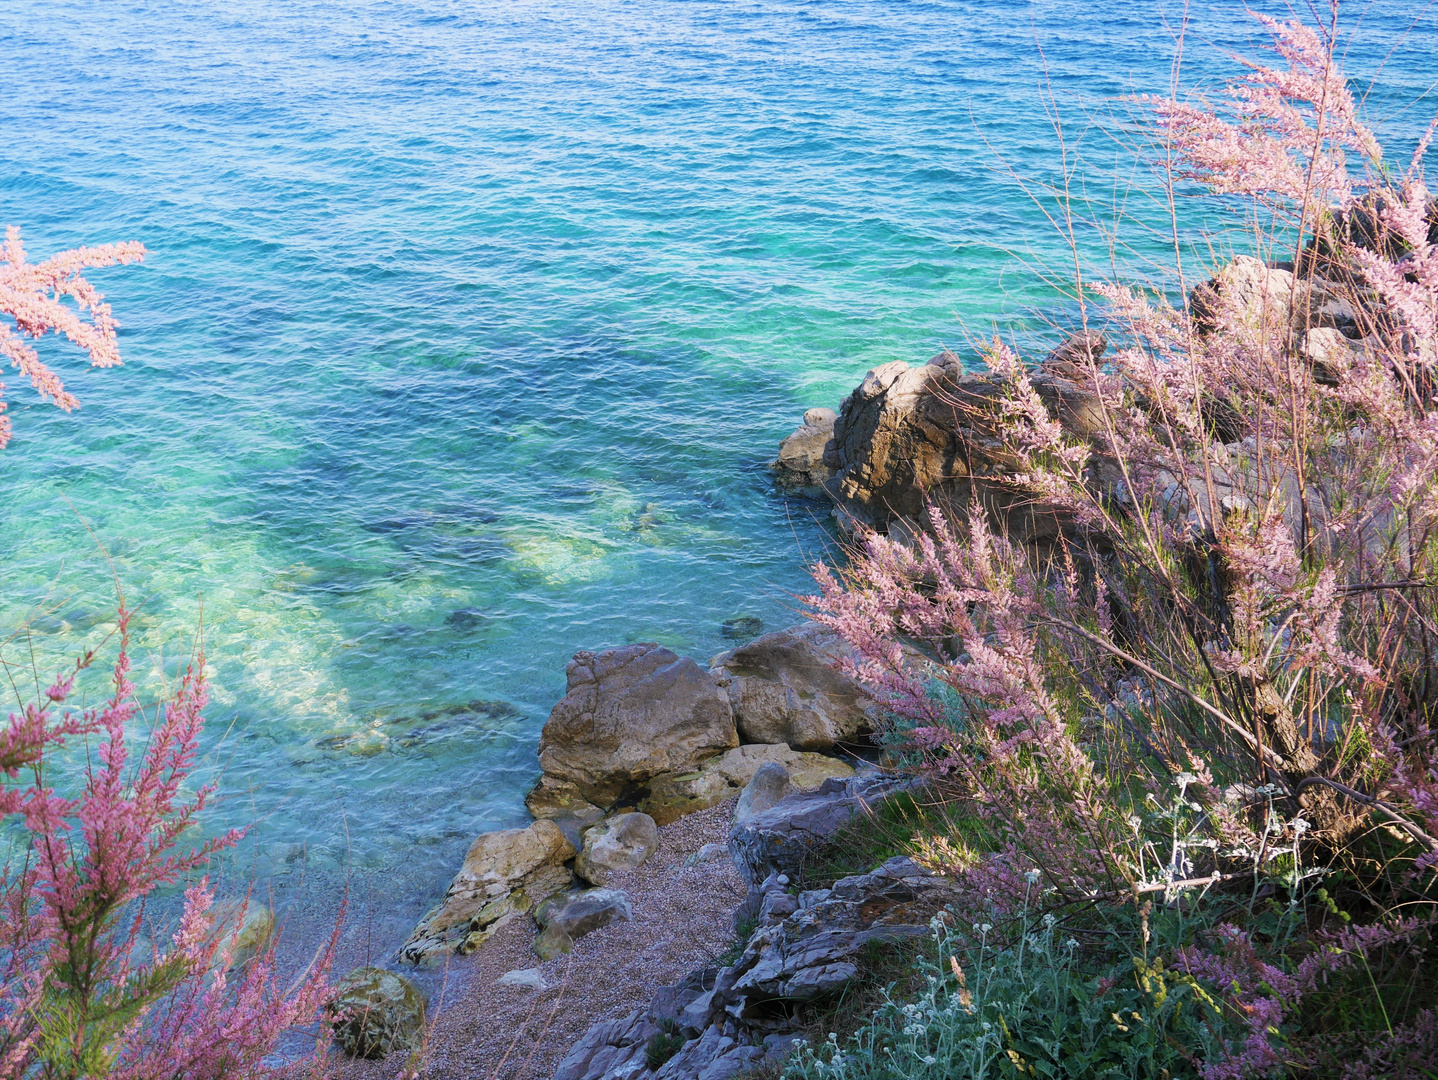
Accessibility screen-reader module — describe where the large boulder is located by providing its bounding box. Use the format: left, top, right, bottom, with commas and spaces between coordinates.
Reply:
710, 623, 880, 749
637, 742, 854, 826
206, 899, 274, 971
534, 888, 634, 960
575, 812, 660, 886
770, 407, 838, 493
330, 966, 427, 1059
538, 644, 738, 807
398, 819, 575, 964
820, 347, 1107, 546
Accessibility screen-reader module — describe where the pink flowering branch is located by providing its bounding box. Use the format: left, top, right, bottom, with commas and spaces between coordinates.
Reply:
0, 225, 145, 449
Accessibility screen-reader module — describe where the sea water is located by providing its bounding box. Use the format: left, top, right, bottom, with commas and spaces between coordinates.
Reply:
2, 0, 1433, 947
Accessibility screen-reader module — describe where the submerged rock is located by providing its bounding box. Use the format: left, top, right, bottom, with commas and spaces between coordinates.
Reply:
316, 699, 524, 757
719, 615, 764, 642
330, 966, 427, 1059
445, 607, 492, 629
206, 899, 274, 971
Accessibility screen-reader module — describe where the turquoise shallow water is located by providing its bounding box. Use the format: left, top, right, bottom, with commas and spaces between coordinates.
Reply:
2, 0, 1434, 942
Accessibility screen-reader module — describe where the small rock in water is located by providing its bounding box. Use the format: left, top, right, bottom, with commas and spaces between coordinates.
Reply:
446, 607, 490, 629
721, 616, 764, 642
496, 967, 549, 992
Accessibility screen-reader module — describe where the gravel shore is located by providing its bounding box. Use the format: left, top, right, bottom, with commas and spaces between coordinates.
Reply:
333, 799, 746, 1080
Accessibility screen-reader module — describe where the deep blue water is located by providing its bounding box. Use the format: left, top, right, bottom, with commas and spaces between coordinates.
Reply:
2, 0, 1434, 945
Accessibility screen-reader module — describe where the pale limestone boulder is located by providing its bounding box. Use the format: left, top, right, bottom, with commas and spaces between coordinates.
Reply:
534, 888, 633, 960
710, 623, 879, 749
330, 966, 427, 1059
638, 743, 854, 825
574, 812, 659, 886
538, 644, 737, 807
398, 819, 574, 965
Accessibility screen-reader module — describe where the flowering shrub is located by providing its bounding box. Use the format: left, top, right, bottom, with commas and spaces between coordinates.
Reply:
1, 231, 335, 1078
810, 7, 1438, 1077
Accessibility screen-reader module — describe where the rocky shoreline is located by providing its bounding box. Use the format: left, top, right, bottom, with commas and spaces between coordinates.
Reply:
329, 306, 1177, 1074
327, 604, 917, 1075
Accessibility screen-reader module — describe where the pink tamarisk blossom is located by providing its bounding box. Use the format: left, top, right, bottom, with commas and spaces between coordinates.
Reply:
1, 613, 336, 1079
0, 225, 145, 450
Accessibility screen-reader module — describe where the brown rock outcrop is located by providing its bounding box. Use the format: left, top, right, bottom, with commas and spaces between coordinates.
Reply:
770, 407, 838, 492
818, 346, 1106, 546
538, 644, 738, 808
709, 623, 881, 749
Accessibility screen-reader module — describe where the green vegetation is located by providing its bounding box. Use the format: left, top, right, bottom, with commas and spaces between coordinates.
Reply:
646, 1021, 686, 1070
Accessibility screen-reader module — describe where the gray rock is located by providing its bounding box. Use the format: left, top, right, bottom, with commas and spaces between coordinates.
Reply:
648, 984, 704, 1026
329, 966, 427, 1059
684, 842, 730, 867
770, 408, 837, 493
538, 644, 738, 807
550, 844, 950, 1078
575, 812, 660, 886
496, 967, 549, 991
733, 762, 792, 825
654, 1027, 765, 1080
710, 623, 879, 749
759, 889, 798, 923
728, 772, 911, 886
535, 888, 634, 959
552, 1009, 660, 1080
